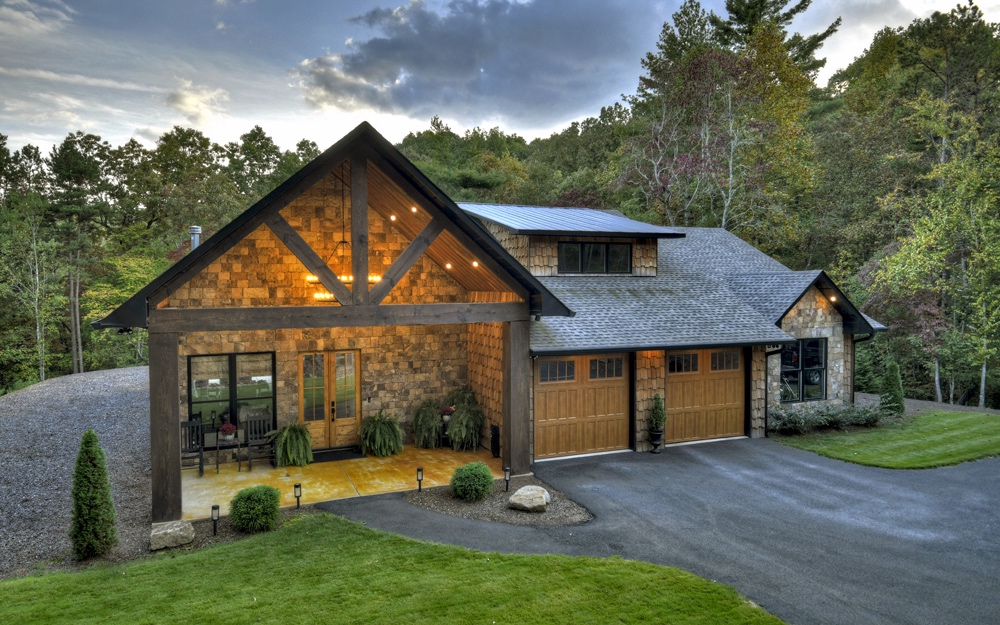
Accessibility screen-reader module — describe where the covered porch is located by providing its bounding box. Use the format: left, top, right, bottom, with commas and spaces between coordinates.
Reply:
181, 444, 504, 520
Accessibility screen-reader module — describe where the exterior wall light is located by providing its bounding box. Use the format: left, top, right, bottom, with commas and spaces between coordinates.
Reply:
417, 467, 424, 492
211, 504, 220, 536
411, 206, 418, 213
314, 292, 336, 301
472, 261, 479, 267
305, 275, 319, 283
445, 263, 452, 270
390, 215, 397, 221
294, 483, 302, 509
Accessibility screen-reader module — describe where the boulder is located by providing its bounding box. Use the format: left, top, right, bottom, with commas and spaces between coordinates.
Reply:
149, 520, 196, 551
509, 485, 551, 513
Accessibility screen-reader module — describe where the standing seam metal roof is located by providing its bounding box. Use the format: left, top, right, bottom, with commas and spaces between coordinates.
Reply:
459, 203, 684, 237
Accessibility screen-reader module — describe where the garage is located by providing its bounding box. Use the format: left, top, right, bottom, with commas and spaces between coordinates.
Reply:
664, 348, 745, 443
533, 354, 630, 459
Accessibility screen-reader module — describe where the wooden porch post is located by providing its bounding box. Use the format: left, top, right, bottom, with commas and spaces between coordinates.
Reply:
503, 320, 531, 474
149, 331, 182, 522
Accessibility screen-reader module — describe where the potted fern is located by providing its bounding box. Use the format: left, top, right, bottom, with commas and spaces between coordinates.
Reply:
270, 424, 313, 467
648, 393, 666, 454
358, 409, 403, 457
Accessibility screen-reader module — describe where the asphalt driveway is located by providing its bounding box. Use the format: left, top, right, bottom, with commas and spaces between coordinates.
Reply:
317, 438, 1000, 625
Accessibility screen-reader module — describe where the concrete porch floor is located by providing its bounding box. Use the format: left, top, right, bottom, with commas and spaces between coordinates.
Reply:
181, 445, 504, 520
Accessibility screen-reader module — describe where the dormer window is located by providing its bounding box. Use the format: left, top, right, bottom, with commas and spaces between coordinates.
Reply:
558, 242, 631, 274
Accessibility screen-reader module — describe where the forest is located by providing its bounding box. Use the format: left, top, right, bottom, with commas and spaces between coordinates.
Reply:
1, 0, 998, 408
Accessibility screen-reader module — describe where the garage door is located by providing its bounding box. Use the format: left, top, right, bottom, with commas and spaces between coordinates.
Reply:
665, 348, 744, 443
534, 354, 630, 459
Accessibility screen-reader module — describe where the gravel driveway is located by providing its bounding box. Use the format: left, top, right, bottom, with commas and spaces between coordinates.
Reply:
0, 367, 151, 579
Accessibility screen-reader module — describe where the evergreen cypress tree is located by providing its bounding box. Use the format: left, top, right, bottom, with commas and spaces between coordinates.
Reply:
879, 361, 906, 415
70, 429, 118, 560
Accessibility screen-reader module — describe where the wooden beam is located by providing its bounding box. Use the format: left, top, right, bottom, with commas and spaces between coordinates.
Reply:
149, 331, 181, 522
264, 213, 354, 306
149, 159, 346, 307
503, 320, 531, 474
149, 301, 530, 332
369, 217, 445, 305
350, 151, 369, 306
366, 151, 530, 300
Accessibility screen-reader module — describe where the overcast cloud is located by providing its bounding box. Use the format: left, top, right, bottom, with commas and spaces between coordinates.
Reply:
2, 1, 999, 154
294, 0, 653, 128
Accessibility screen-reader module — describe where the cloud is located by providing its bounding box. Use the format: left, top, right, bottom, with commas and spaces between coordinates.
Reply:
0, 66, 166, 93
166, 79, 230, 125
293, 0, 655, 127
0, 0, 73, 38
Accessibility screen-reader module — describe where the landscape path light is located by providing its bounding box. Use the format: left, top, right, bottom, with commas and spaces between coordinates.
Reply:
417, 467, 424, 492
294, 483, 302, 509
211, 504, 220, 536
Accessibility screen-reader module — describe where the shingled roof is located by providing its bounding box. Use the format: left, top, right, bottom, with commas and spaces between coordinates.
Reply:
526, 227, 882, 354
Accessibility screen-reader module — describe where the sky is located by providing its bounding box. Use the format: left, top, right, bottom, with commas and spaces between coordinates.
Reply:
1, 0, 997, 155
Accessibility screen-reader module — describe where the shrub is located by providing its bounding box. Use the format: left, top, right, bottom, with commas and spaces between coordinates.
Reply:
768, 403, 887, 435
230, 485, 280, 533
359, 409, 403, 457
70, 429, 118, 560
879, 361, 905, 415
450, 461, 494, 502
444, 387, 485, 451
271, 424, 313, 467
648, 393, 666, 431
411, 399, 442, 449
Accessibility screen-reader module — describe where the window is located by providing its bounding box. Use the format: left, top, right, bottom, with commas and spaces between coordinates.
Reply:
711, 350, 740, 371
558, 242, 631, 274
188, 352, 276, 445
780, 339, 826, 402
668, 353, 699, 373
590, 357, 623, 379
539, 359, 575, 383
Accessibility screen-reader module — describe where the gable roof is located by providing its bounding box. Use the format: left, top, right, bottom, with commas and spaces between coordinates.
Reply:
528, 227, 883, 355
93, 122, 571, 330
459, 203, 684, 238
724, 271, 884, 334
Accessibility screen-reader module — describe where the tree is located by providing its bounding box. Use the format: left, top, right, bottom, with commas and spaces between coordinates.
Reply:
709, 0, 841, 74
879, 360, 906, 414
70, 429, 118, 560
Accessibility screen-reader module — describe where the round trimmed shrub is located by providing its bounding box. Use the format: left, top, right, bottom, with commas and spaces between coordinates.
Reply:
230, 485, 281, 533
450, 461, 494, 502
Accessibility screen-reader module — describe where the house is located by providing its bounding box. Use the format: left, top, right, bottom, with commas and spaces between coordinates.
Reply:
94, 123, 883, 523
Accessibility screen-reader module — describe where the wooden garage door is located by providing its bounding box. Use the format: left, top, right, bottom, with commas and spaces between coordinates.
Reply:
534, 354, 630, 459
665, 348, 744, 443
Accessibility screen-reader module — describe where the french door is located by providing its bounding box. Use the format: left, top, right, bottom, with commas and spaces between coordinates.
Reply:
299, 351, 361, 449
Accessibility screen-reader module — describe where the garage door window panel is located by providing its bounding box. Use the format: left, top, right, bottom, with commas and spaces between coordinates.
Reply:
539, 359, 575, 383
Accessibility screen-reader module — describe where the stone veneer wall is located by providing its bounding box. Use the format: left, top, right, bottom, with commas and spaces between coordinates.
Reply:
767, 286, 851, 410
634, 350, 667, 452
166, 170, 466, 308
750, 346, 766, 436
177, 325, 469, 447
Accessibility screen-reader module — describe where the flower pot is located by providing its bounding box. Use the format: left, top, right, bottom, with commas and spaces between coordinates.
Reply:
649, 429, 664, 454
219, 434, 235, 442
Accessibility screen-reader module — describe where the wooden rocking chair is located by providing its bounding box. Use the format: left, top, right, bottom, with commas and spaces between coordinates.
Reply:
180, 419, 205, 477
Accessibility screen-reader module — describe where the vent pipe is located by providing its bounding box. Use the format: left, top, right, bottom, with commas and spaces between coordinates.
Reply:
189, 225, 202, 251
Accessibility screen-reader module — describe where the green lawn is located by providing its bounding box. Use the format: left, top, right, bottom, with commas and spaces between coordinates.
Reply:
2, 513, 783, 625
776, 410, 1000, 469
